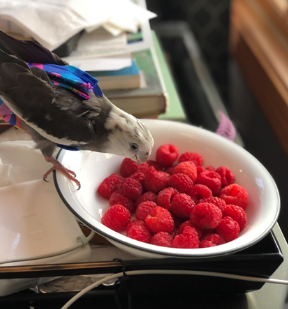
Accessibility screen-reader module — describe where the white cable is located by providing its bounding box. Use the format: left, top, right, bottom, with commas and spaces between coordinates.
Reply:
0, 230, 96, 265
61, 269, 288, 309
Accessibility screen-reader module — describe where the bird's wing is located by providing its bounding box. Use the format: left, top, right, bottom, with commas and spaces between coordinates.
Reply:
0, 31, 67, 65
0, 49, 101, 146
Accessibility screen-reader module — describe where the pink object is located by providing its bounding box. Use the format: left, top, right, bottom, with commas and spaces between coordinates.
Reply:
216, 111, 236, 141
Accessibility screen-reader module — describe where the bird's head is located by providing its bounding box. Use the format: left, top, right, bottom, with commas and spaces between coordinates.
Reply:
104, 107, 154, 163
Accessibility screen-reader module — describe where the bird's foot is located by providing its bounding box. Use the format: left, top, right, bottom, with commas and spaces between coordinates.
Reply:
43, 156, 81, 190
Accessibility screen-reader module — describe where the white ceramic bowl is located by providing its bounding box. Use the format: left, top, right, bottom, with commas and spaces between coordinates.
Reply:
54, 119, 280, 258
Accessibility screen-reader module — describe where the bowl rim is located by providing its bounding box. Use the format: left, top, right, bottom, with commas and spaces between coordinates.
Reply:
53, 119, 281, 258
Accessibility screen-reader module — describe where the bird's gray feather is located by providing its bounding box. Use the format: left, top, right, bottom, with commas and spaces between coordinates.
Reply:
0, 49, 112, 148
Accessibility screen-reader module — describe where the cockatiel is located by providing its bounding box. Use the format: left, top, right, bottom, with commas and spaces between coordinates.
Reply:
0, 32, 154, 189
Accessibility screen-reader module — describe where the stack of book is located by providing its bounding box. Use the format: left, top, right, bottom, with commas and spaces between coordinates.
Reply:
0, 0, 171, 127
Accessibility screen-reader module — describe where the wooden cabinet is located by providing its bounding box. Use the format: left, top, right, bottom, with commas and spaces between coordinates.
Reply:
230, 0, 288, 156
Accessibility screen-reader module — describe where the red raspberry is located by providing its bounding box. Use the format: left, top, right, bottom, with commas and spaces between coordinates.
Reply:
144, 166, 170, 193
101, 205, 131, 232
120, 158, 148, 177
216, 216, 240, 242
172, 226, 199, 248
109, 191, 135, 213
168, 173, 194, 194
190, 202, 222, 229
135, 201, 157, 221
97, 173, 123, 199
118, 178, 143, 200
170, 213, 185, 229
135, 191, 157, 208
129, 172, 146, 185
178, 152, 203, 166
145, 206, 174, 233
156, 187, 178, 209
189, 184, 212, 203
165, 166, 175, 175
206, 165, 216, 171
173, 161, 197, 182
126, 220, 151, 243
137, 162, 149, 174
120, 158, 138, 177
201, 233, 225, 245
220, 184, 248, 209
216, 166, 235, 187
199, 196, 226, 213
179, 220, 203, 238
223, 204, 247, 230
199, 240, 216, 248
156, 144, 179, 167
151, 232, 173, 247
170, 193, 195, 218
170, 227, 179, 239
197, 166, 206, 174
146, 160, 162, 171
196, 171, 221, 195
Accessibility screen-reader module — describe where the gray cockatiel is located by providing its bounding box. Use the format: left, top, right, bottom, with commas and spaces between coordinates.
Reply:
0, 32, 154, 189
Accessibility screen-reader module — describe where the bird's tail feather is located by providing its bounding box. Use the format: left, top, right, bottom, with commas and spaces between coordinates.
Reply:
0, 31, 67, 65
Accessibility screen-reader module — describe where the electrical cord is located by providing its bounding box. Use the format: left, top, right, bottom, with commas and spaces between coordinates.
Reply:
0, 230, 96, 265
60, 269, 288, 309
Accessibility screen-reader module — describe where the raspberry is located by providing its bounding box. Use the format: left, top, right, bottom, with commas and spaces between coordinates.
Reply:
169, 227, 179, 239
97, 173, 123, 199
151, 232, 173, 247
101, 205, 131, 232
170, 213, 185, 229
120, 158, 148, 177
173, 161, 197, 182
190, 202, 222, 229
196, 171, 221, 195
129, 172, 146, 185
216, 166, 235, 187
178, 152, 203, 166
135, 201, 157, 221
201, 233, 225, 245
199, 196, 226, 213
216, 216, 240, 242
199, 240, 216, 248
126, 220, 151, 243
197, 166, 206, 175
172, 226, 199, 248
170, 193, 195, 218
146, 160, 162, 171
120, 158, 138, 177
156, 187, 178, 209
168, 173, 194, 194
220, 184, 248, 209
179, 220, 203, 238
156, 144, 179, 167
118, 178, 143, 200
189, 184, 212, 203
165, 166, 175, 175
135, 191, 157, 208
206, 165, 215, 172
109, 191, 135, 213
144, 166, 170, 193
223, 204, 247, 230
145, 206, 174, 233
137, 162, 149, 174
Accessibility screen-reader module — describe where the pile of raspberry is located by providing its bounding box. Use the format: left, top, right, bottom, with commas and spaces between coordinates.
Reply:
97, 144, 248, 249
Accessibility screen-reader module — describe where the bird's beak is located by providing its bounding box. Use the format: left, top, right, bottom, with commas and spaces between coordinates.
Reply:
135, 153, 150, 164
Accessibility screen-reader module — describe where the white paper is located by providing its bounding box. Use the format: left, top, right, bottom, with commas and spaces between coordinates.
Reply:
0, 0, 156, 51
68, 54, 132, 71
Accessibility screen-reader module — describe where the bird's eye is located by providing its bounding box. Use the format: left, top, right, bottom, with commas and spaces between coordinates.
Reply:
130, 143, 139, 150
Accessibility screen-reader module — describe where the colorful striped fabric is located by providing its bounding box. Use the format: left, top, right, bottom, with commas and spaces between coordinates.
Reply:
0, 63, 103, 130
